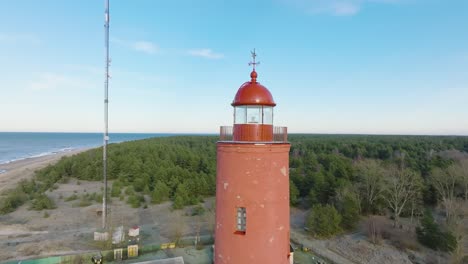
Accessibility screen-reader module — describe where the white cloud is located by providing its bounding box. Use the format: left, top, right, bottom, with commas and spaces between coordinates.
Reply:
132, 41, 159, 54
28, 73, 93, 91
0, 33, 41, 45
188, 49, 224, 59
283, 0, 404, 16
111, 38, 159, 55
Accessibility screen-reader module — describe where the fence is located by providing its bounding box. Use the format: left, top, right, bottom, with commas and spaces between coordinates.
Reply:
219, 126, 288, 142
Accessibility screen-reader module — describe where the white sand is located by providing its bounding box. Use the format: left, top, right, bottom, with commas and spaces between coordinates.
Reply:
0, 149, 90, 193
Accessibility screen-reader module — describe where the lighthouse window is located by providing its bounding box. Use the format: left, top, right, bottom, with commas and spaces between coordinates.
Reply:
234, 106, 272, 125
236, 207, 246, 232
246, 107, 261, 124
263, 106, 273, 125
234, 106, 247, 124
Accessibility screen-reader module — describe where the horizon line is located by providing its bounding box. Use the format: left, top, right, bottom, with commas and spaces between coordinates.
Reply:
0, 131, 467, 137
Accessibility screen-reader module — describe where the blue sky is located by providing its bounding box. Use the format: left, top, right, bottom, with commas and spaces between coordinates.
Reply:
0, 0, 467, 135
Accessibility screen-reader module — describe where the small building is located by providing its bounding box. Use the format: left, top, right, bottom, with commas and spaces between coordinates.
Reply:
112, 225, 125, 244
94, 231, 109, 241
129, 226, 140, 237
128, 244, 139, 257
114, 248, 124, 260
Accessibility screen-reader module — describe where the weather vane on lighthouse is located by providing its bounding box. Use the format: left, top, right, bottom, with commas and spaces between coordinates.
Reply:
248, 49, 260, 71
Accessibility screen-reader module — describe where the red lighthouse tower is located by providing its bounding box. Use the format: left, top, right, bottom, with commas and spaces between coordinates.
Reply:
215, 51, 291, 264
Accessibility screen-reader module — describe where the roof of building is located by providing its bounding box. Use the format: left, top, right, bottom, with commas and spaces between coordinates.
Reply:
231, 70, 276, 107
129, 257, 184, 264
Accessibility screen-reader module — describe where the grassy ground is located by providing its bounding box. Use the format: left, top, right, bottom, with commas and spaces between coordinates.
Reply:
294, 251, 327, 264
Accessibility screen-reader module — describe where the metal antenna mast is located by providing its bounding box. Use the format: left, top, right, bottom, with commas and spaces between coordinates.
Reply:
102, 0, 110, 230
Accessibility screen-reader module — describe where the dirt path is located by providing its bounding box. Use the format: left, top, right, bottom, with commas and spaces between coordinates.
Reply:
291, 229, 357, 264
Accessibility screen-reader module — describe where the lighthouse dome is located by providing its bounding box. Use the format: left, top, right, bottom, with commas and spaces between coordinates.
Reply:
231, 70, 276, 107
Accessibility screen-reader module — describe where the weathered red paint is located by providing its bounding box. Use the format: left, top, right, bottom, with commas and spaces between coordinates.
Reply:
231, 71, 276, 107
215, 143, 291, 264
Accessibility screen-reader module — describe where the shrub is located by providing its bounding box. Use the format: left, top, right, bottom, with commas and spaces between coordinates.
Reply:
416, 209, 457, 252
105, 251, 114, 262
89, 192, 102, 203
127, 194, 144, 208
58, 176, 69, 184
65, 194, 78, 201
125, 186, 135, 196
72, 195, 92, 207
0, 191, 28, 214
30, 194, 56, 210
18, 179, 37, 196
111, 182, 122, 197
191, 205, 205, 216
306, 204, 342, 238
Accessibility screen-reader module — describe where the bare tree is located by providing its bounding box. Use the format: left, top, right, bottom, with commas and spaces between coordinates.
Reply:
168, 210, 185, 244
192, 215, 202, 247
430, 166, 459, 221
365, 216, 383, 244
355, 159, 385, 214
335, 184, 361, 213
206, 209, 216, 239
409, 190, 423, 224
448, 199, 467, 263
382, 166, 422, 227
458, 159, 468, 201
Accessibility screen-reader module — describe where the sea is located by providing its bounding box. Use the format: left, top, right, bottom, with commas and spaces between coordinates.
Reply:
0, 132, 174, 173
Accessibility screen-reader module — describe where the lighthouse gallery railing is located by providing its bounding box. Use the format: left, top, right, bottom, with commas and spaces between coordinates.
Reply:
219, 126, 288, 142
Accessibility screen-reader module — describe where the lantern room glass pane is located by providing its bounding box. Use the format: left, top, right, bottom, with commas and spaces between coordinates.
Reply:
247, 107, 261, 124
234, 106, 247, 124
263, 106, 273, 125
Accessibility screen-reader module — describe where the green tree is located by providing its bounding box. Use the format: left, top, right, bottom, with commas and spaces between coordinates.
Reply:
290, 180, 300, 206
336, 191, 360, 230
173, 183, 192, 209
127, 194, 144, 208
306, 204, 342, 238
151, 181, 170, 204
416, 209, 457, 252
111, 181, 122, 197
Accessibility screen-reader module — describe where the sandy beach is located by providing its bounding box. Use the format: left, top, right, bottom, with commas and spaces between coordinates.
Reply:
0, 148, 91, 194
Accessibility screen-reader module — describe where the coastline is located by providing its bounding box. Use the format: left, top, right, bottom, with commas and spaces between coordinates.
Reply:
0, 148, 92, 193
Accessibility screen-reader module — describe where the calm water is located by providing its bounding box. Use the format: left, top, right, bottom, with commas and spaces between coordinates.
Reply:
0, 132, 174, 169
